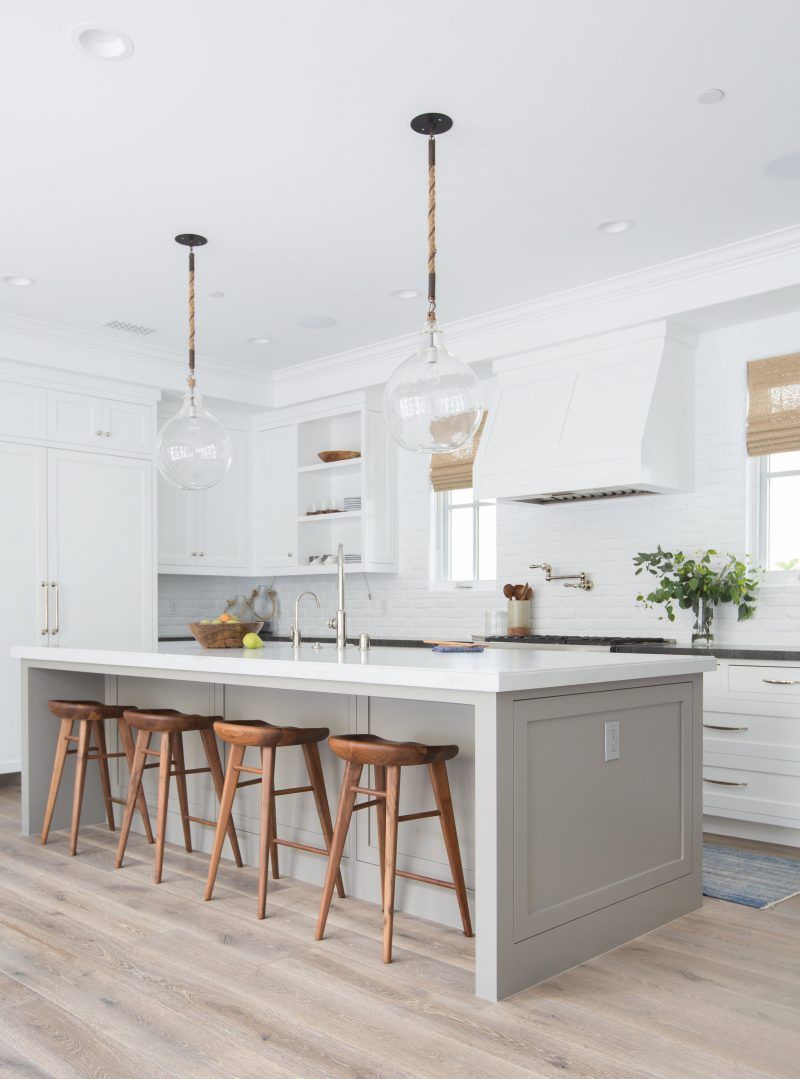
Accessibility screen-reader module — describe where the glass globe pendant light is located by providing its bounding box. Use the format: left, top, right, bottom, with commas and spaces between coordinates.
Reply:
383, 113, 483, 453
155, 234, 232, 489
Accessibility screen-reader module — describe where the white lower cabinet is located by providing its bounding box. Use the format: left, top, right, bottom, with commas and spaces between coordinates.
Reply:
703, 660, 800, 844
0, 441, 155, 772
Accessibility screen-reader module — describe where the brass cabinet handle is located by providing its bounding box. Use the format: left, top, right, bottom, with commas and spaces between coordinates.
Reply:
762, 678, 800, 685
40, 581, 49, 636
50, 581, 59, 635
703, 776, 748, 787
703, 723, 749, 731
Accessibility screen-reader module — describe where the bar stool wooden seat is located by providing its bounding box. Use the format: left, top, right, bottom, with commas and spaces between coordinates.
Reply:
115, 709, 243, 883
316, 733, 473, 963
42, 700, 154, 856
206, 720, 344, 919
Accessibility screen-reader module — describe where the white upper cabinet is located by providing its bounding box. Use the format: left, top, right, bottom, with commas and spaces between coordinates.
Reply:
158, 477, 199, 568
256, 424, 297, 571
157, 423, 249, 574
46, 389, 155, 454
200, 428, 249, 569
0, 379, 47, 440
47, 390, 105, 447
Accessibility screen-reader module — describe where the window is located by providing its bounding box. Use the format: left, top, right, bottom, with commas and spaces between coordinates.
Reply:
434, 487, 496, 586
752, 451, 800, 571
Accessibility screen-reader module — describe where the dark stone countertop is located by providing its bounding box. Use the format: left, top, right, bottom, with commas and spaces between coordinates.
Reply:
612, 643, 800, 661
158, 634, 430, 648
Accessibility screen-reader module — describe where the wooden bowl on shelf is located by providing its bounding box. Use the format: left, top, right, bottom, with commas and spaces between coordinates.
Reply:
188, 621, 264, 649
317, 450, 361, 464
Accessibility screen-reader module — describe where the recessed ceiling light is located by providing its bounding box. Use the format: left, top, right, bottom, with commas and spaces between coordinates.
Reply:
300, 316, 337, 329
764, 153, 800, 181
389, 288, 420, 300
597, 220, 633, 234
697, 88, 725, 105
2, 275, 35, 287
71, 24, 135, 61
247, 336, 273, 345
208, 290, 225, 298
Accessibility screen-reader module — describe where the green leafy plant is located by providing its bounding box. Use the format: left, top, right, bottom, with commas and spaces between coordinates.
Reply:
633, 547, 761, 623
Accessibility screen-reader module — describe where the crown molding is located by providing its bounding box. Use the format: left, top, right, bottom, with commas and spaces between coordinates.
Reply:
0, 311, 272, 407
271, 222, 800, 407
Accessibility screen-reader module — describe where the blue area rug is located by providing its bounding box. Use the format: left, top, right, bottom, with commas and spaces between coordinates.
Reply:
703, 842, 800, 909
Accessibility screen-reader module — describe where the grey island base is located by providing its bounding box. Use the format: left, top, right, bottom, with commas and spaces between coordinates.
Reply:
12, 642, 715, 1001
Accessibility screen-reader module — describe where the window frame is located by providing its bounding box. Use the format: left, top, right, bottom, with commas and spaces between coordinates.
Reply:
747, 453, 800, 585
430, 487, 497, 592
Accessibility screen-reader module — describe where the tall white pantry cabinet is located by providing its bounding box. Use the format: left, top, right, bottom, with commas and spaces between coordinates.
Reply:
0, 370, 158, 773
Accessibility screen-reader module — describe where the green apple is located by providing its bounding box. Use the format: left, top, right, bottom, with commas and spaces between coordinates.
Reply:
242, 632, 263, 649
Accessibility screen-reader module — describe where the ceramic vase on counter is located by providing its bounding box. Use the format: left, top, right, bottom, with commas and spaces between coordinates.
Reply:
507, 599, 532, 636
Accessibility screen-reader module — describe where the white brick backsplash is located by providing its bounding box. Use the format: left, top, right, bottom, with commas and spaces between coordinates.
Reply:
159, 312, 800, 647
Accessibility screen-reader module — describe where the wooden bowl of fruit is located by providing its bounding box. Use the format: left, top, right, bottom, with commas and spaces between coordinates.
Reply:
188, 614, 264, 649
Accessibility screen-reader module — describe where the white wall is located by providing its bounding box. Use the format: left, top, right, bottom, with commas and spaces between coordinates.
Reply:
159, 310, 800, 646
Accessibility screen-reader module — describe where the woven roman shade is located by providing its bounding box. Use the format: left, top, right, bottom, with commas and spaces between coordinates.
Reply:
747, 353, 800, 456
429, 412, 488, 492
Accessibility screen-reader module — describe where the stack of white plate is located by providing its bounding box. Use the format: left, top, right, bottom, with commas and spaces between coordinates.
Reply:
343, 496, 361, 512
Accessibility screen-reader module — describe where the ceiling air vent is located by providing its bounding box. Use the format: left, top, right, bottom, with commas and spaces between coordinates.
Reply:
523, 489, 653, 505
102, 319, 157, 336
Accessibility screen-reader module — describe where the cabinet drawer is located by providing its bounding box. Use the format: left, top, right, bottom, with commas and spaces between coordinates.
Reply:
703, 755, 800, 824
728, 664, 800, 699
703, 710, 800, 751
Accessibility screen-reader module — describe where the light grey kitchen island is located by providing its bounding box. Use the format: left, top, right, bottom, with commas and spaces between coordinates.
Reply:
12, 641, 715, 1000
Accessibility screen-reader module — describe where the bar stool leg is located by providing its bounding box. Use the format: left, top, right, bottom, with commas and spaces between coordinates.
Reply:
204, 743, 244, 901
200, 728, 244, 868
93, 719, 115, 831
154, 731, 173, 884
428, 762, 473, 937
258, 746, 276, 919
116, 729, 150, 868
116, 717, 154, 844
373, 764, 387, 910
41, 717, 72, 845
268, 750, 279, 880
303, 742, 345, 899
316, 761, 363, 941
171, 732, 193, 853
382, 766, 401, 963
69, 721, 92, 856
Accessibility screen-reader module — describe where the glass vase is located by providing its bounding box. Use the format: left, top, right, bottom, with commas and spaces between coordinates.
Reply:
691, 597, 714, 647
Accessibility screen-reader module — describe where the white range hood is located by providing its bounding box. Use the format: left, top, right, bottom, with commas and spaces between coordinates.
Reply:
474, 320, 695, 504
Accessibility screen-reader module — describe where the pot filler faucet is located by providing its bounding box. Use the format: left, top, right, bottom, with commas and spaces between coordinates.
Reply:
327, 543, 348, 649
529, 562, 594, 591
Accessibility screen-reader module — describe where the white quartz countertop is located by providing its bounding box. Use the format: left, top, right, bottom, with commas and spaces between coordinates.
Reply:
12, 641, 716, 694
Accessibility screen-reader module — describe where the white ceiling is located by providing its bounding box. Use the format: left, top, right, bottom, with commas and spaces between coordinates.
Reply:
3, 0, 800, 374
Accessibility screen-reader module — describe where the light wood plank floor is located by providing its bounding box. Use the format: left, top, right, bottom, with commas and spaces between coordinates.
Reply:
0, 783, 798, 1079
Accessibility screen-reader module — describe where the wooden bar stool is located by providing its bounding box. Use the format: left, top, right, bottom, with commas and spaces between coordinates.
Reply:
206, 720, 345, 919
115, 709, 243, 883
42, 700, 154, 856
316, 733, 473, 963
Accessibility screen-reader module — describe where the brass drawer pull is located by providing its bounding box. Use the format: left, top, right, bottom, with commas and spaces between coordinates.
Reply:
703, 776, 748, 787
703, 723, 749, 731
762, 678, 800, 685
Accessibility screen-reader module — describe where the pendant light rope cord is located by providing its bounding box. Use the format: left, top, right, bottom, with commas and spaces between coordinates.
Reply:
188, 249, 196, 389
427, 134, 437, 321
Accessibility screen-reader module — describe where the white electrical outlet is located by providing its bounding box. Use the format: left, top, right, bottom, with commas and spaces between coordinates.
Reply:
604, 720, 620, 761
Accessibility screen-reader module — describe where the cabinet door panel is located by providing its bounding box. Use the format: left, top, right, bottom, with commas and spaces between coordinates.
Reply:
103, 399, 153, 454
0, 380, 47, 440
200, 428, 248, 569
158, 473, 199, 568
256, 426, 297, 570
0, 443, 48, 772
48, 449, 154, 650
47, 391, 104, 448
